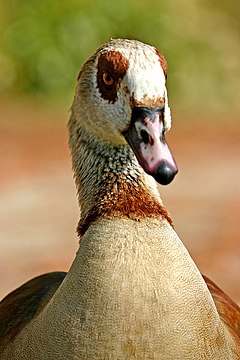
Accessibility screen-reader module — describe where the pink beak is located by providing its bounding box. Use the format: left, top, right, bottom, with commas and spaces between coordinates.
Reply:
123, 106, 178, 185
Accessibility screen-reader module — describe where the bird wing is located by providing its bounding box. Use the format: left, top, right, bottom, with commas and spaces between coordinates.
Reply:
203, 274, 240, 337
0, 271, 66, 353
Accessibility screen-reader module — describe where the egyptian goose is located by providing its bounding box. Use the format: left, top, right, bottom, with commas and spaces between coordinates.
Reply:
0, 39, 239, 359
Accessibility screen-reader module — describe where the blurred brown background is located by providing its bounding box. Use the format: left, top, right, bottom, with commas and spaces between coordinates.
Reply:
0, 1, 240, 302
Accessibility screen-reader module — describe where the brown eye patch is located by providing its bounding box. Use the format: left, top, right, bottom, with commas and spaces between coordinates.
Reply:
97, 50, 129, 104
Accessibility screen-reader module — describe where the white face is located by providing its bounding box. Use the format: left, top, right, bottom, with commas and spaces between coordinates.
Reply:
74, 39, 171, 144
71, 39, 177, 185
121, 46, 166, 104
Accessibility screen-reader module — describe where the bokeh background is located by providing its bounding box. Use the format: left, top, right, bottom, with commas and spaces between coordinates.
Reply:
0, 0, 240, 302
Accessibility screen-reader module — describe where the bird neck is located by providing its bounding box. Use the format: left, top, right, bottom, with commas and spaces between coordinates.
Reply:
68, 115, 173, 237
65, 113, 236, 357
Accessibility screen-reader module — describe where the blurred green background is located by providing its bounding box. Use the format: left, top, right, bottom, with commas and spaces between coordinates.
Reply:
0, 0, 239, 117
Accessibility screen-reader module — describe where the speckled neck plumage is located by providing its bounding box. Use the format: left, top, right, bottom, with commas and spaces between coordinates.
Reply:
68, 114, 173, 238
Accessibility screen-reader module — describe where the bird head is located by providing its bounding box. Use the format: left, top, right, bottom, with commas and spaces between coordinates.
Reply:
72, 39, 178, 185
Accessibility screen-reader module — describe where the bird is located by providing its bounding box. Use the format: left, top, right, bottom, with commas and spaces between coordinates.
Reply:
0, 38, 239, 359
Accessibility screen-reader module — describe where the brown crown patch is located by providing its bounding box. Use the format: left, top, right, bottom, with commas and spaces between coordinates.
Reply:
155, 48, 168, 78
130, 94, 165, 108
97, 50, 129, 103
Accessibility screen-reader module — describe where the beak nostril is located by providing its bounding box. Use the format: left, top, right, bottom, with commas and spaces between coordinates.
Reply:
140, 129, 150, 144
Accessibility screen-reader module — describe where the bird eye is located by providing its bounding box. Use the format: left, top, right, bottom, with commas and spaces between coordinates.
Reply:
102, 72, 114, 86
